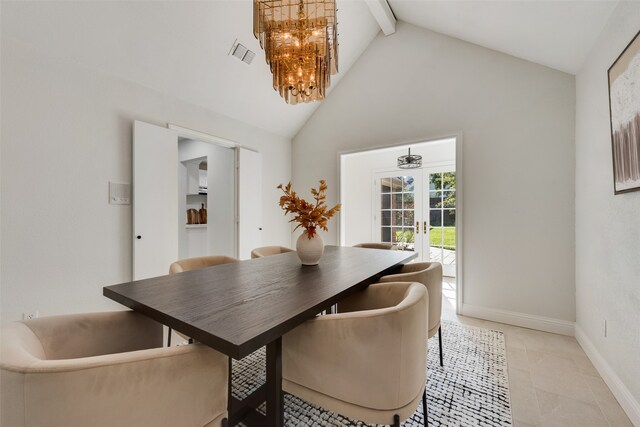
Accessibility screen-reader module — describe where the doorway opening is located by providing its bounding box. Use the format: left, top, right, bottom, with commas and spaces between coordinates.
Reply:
132, 121, 263, 283
177, 138, 235, 261
339, 136, 461, 314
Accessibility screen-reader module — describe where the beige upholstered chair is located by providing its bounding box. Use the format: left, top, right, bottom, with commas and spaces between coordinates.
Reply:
169, 255, 239, 274
353, 242, 394, 250
379, 262, 444, 366
283, 282, 429, 427
250, 245, 294, 258
0, 311, 228, 427
168, 255, 240, 345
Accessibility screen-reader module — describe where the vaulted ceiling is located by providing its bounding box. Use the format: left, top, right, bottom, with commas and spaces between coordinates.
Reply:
1, 1, 380, 139
2, 1, 619, 139
388, 0, 618, 75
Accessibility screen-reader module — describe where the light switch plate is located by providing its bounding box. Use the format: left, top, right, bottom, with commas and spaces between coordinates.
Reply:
109, 182, 131, 205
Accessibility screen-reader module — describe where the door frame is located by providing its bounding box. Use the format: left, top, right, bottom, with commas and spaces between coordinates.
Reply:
338, 133, 464, 314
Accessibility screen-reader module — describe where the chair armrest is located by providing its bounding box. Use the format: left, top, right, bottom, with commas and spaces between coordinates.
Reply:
379, 262, 441, 282
4, 340, 211, 373
337, 281, 413, 313
20, 311, 162, 360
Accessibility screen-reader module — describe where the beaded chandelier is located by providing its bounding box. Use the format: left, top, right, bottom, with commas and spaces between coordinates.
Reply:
253, 0, 338, 104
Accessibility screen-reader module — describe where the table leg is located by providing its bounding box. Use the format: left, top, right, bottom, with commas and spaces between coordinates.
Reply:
227, 357, 234, 416
266, 337, 283, 427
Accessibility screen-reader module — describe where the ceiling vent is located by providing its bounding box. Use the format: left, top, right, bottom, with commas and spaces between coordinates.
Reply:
229, 40, 255, 65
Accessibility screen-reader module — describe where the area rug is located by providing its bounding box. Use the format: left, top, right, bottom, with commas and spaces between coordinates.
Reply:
232, 320, 512, 426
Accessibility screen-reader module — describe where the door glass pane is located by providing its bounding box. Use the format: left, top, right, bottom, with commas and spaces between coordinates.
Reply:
430, 210, 442, 227
443, 209, 456, 227
429, 226, 443, 248
403, 210, 414, 226
381, 177, 392, 193
429, 173, 443, 190
442, 191, 455, 209
429, 227, 443, 262
402, 176, 415, 192
442, 172, 455, 190
443, 227, 456, 250
381, 227, 391, 242
381, 211, 391, 226
393, 228, 414, 249
442, 227, 456, 266
401, 228, 415, 250
392, 193, 403, 209
391, 177, 402, 192
429, 191, 441, 208
381, 194, 390, 210
391, 227, 403, 242
392, 211, 403, 226
404, 193, 415, 209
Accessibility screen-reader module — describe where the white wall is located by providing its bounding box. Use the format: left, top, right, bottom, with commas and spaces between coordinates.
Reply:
340, 138, 455, 246
575, 1, 640, 420
293, 22, 576, 326
1, 28, 292, 323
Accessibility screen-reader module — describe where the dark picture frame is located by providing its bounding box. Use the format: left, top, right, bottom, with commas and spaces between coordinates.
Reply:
608, 29, 640, 195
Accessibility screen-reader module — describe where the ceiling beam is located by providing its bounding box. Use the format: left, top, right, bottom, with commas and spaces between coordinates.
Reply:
365, 0, 396, 36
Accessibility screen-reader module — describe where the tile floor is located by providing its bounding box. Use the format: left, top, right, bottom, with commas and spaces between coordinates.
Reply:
440, 277, 633, 427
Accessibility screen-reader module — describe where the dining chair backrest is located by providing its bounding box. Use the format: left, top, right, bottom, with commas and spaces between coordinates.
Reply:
353, 243, 394, 250
169, 255, 239, 274
250, 246, 294, 258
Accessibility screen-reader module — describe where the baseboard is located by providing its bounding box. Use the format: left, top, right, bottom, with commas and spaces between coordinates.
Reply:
461, 304, 575, 336
575, 325, 640, 426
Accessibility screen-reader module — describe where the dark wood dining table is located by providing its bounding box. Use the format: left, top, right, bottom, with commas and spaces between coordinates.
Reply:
103, 245, 417, 427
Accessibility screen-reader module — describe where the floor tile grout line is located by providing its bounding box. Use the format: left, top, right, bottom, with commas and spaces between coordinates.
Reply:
524, 345, 543, 426
581, 370, 615, 427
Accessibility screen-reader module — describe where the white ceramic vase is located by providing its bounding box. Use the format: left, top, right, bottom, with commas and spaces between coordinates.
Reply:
296, 233, 324, 265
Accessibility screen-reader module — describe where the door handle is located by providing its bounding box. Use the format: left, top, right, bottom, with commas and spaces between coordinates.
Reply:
136, 235, 142, 240
415, 221, 420, 234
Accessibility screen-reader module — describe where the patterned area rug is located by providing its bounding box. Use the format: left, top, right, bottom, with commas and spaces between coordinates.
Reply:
232, 320, 512, 426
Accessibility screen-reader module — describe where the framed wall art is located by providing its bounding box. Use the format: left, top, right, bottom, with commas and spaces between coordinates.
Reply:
608, 29, 640, 194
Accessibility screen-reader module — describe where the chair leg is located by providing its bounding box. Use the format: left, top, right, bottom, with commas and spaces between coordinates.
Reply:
438, 326, 443, 367
167, 328, 172, 347
392, 414, 400, 427
423, 389, 428, 427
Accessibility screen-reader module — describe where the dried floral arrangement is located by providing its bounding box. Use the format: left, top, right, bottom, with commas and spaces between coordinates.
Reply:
277, 180, 341, 239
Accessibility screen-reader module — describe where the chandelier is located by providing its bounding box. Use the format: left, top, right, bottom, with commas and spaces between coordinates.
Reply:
253, 0, 338, 104
397, 148, 422, 169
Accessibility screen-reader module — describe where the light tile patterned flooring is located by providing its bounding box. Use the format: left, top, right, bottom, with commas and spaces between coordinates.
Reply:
440, 277, 633, 427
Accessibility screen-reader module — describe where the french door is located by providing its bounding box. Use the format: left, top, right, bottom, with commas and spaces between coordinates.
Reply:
374, 165, 457, 276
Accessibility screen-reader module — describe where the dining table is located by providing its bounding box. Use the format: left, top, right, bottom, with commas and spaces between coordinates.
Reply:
103, 245, 417, 427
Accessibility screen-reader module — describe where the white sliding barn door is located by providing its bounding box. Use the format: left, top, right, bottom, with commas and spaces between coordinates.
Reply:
237, 148, 262, 260
133, 121, 179, 280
